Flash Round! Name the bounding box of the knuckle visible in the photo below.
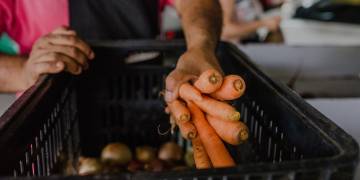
[56,26,67,31]
[67,36,78,45]
[49,52,60,60]
[165,75,177,88]
[44,34,53,41]
[34,36,47,46]
[34,65,45,74]
[69,47,78,57]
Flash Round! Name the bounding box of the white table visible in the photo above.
[241,44,360,179]
[0,94,15,116]
[308,98,360,179]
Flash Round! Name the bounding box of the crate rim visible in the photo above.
[0,40,358,178]
[226,42,359,162]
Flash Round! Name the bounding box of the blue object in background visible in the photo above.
[0,33,19,55]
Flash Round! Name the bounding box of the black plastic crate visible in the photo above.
[0,40,358,180]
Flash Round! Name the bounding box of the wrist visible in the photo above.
[16,57,34,91]
[188,43,216,56]
[187,36,217,52]
[184,47,221,72]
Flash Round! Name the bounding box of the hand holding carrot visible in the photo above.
[164,49,222,103]
[165,72,249,169]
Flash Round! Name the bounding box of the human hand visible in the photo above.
[261,16,281,32]
[18,26,94,90]
[164,48,223,102]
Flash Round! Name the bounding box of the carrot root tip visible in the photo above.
[180,114,190,122]
[209,74,220,84]
[229,112,241,121]
[188,132,197,139]
[239,129,249,141]
[234,79,244,91]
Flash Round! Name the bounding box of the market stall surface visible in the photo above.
[0,94,14,115]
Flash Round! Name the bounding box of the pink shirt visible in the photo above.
[0,0,69,55]
[0,0,173,55]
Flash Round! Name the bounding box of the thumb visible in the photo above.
[164,69,196,102]
[51,26,77,36]
[34,60,65,75]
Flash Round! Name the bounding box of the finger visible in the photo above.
[39,52,83,75]
[29,46,89,70]
[38,34,94,59]
[51,26,77,36]
[165,106,170,114]
[29,48,49,60]
[41,44,89,69]
[34,60,65,75]
[48,35,94,59]
[165,69,197,102]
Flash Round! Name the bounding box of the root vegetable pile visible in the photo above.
[166,69,249,169]
[73,142,195,176]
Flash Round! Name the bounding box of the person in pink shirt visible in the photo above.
[0,0,223,103]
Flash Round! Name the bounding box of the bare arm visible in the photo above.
[0,27,94,93]
[222,21,264,41]
[174,0,222,51]
[164,0,223,102]
[220,0,281,42]
[0,54,27,92]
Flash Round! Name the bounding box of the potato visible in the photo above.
[101,143,132,165]
[78,157,102,176]
[158,142,183,162]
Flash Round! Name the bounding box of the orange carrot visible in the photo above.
[176,118,197,139]
[207,114,249,145]
[194,69,223,94]
[179,83,202,101]
[191,136,212,169]
[194,96,240,121]
[168,100,190,122]
[187,101,235,168]
[211,75,246,100]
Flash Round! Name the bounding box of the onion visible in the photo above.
[136,146,156,163]
[158,142,183,162]
[184,149,195,167]
[78,157,103,176]
[101,143,132,165]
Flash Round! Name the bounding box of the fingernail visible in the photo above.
[165,91,174,102]
[56,62,63,68]
[89,52,95,59]
[76,67,82,75]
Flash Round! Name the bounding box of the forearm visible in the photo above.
[0,54,27,92]
[175,0,222,51]
[222,21,264,40]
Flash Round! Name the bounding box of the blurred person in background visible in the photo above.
[220,0,281,43]
[0,0,222,103]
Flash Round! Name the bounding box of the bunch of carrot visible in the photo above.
[165,69,249,169]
